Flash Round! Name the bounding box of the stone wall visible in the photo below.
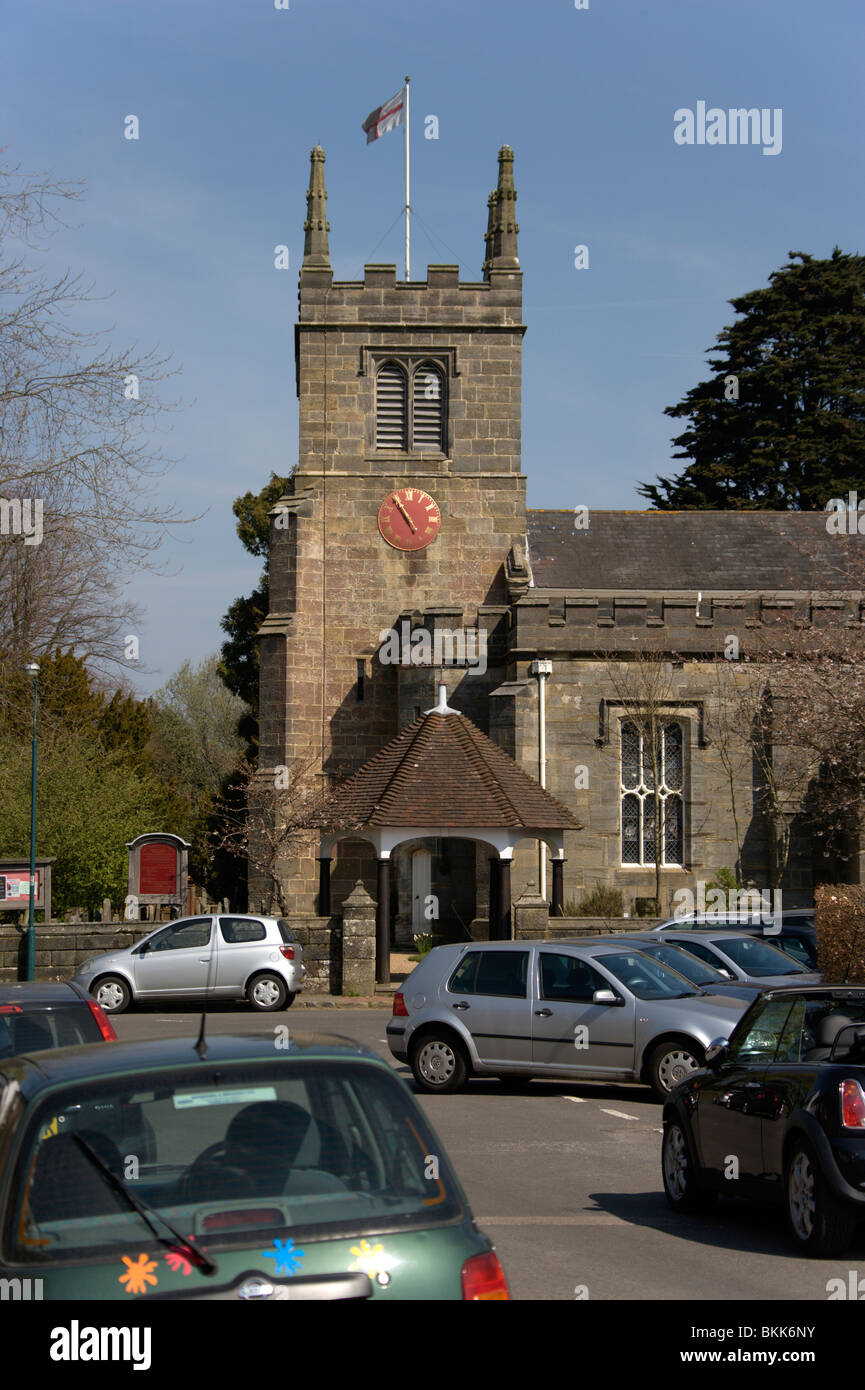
[0,923,150,984]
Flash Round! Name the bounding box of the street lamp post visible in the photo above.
[24,662,39,982]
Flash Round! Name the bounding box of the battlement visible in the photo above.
[299,263,523,325]
[510,591,862,656]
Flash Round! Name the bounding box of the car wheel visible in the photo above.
[785,1139,852,1257]
[92,975,131,1015]
[662,1119,716,1212]
[284,991,297,1009]
[410,1034,468,1094]
[247,973,288,1012]
[647,1040,704,1099]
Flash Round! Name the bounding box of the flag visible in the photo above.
[362,88,405,144]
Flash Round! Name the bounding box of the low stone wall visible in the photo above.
[513,911,665,941]
[0,923,151,984]
[288,915,342,994]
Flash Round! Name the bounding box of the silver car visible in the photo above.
[73,914,305,1014]
[652,929,821,990]
[386,939,749,1099]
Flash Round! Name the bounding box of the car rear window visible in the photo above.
[219,917,267,944]
[710,936,805,977]
[11,1060,464,1265]
[277,919,296,944]
[0,1007,99,1058]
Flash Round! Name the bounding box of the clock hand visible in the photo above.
[392,495,417,533]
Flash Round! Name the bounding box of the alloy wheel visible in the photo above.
[663,1124,689,1201]
[788,1151,816,1241]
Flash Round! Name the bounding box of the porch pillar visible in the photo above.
[375,857,390,983]
[317,857,331,917]
[499,858,512,940]
[551,858,565,917]
[488,857,500,941]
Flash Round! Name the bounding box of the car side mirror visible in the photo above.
[593,989,624,1007]
[705,1038,730,1067]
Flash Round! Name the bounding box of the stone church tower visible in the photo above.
[254,145,529,919]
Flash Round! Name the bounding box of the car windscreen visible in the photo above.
[636,943,726,987]
[709,936,805,977]
[11,1060,464,1265]
[0,1008,99,1059]
[592,952,699,1000]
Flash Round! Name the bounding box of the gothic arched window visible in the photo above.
[620,718,685,866]
[412,360,445,450]
[375,361,408,449]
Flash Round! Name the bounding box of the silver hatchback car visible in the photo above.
[73,914,305,1014]
[387,939,749,1099]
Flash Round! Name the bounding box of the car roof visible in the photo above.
[0,1032,390,1098]
[0,981,87,1006]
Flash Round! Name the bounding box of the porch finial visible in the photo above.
[426,683,460,715]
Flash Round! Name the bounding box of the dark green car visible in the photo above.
[0,1034,508,1300]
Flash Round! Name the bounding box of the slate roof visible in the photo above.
[327,709,580,830]
[527,510,858,592]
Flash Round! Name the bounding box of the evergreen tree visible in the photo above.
[638,249,865,510]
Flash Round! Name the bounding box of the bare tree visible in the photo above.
[212,757,361,916]
[0,157,190,669]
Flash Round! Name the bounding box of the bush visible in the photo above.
[815,885,865,983]
[568,886,623,918]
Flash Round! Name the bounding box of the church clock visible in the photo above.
[377,487,441,552]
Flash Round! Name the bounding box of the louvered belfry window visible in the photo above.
[374,358,446,452]
[412,361,444,450]
[620,718,684,866]
[375,362,408,449]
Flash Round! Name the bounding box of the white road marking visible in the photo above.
[562,1096,587,1104]
[600,1108,639,1121]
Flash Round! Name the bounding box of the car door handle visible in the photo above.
[534,1008,552,1017]
[199,958,211,963]
[452,1001,470,1010]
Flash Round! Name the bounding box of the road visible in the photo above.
[112,1004,864,1302]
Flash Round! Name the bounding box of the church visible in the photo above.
[252,143,851,947]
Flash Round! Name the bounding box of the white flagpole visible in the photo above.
[404,76,410,281]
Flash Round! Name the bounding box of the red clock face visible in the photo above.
[377,487,441,552]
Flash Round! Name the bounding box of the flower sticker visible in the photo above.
[260,1238,305,1276]
[118,1253,159,1294]
[164,1242,196,1277]
[349,1239,391,1279]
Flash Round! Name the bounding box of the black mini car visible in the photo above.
[661,986,865,1256]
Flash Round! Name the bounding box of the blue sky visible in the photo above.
[3,0,862,693]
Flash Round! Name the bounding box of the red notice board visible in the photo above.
[139,842,178,896]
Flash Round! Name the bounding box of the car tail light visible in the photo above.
[461,1250,510,1300]
[392,992,409,1017]
[0,1005,22,1014]
[87,999,118,1042]
[279,946,295,961]
[841,1079,865,1128]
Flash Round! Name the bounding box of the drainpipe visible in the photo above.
[530,660,553,900]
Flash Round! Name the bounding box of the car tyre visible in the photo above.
[647,1039,704,1099]
[410,1033,468,1094]
[785,1138,852,1258]
[247,973,288,1012]
[92,975,131,1015]
[662,1118,716,1212]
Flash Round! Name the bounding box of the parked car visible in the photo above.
[73,914,306,1014]
[0,1033,507,1299]
[0,981,117,1056]
[387,939,749,1099]
[653,911,818,970]
[598,935,762,1004]
[653,928,821,989]
[662,986,865,1256]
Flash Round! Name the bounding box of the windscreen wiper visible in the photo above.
[73,1133,217,1275]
